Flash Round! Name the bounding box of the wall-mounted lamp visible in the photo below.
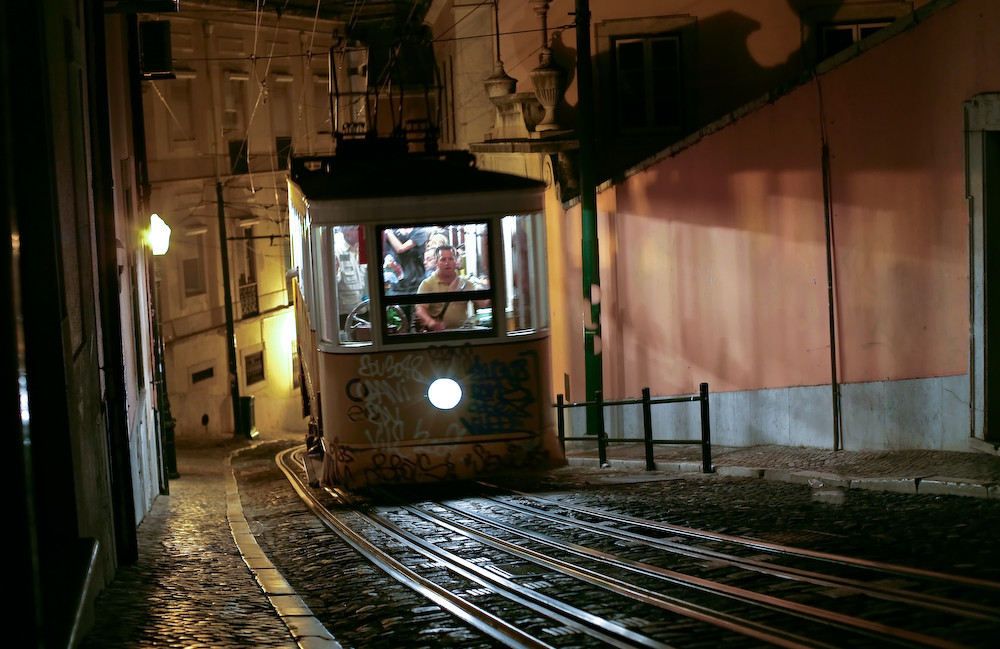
[149,213,171,255]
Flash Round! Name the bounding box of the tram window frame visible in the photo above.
[315,224,373,347]
[502,211,549,335]
[376,221,498,343]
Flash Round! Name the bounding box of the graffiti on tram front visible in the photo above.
[357,354,426,381]
[461,350,537,436]
[347,354,430,446]
[344,348,539,443]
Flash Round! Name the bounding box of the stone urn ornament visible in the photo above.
[530,45,562,131]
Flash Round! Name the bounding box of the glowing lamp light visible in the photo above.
[149,213,171,255]
[427,378,462,410]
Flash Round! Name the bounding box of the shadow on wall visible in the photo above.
[548,0,846,183]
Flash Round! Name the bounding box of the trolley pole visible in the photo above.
[576,0,603,437]
[217,182,243,437]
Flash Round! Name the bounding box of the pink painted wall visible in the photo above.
[548,0,998,401]
[819,5,980,383]
[608,94,831,396]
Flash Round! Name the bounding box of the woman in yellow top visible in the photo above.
[416,245,488,331]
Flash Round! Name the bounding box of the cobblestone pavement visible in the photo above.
[79,435,299,649]
[233,438,1000,649]
[80,431,1000,648]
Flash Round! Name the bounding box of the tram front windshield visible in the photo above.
[319,215,547,345]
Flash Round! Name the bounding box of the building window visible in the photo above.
[270,71,293,168]
[802,1,910,64]
[237,224,258,318]
[819,21,892,59]
[245,349,265,385]
[614,34,682,132]
[228,139,248,175]
[182,232,206,297]
[191,366,214,383]
[165,74,196,143]
[313,74,332,134]
[595,15,696,142]
[276,136,292,170]
[223,71,248,133]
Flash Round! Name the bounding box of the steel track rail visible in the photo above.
[348,492,828,649]
[484,483,1000,591]
[468,489,1000,623]
[388,494,972,649]
[278,448,674,649]
[274,448,554,649]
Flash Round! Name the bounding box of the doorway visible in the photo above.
[967,94,1000,443]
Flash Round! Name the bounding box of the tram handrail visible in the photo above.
[555,383,712,473]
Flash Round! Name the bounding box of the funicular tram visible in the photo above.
[287,142,564,490]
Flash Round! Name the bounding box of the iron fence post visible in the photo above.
[556,394,566,454]
[596,390,607,466]
[642,387,654,470]
[699,382,712,473]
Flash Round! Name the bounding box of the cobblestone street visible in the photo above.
[78,433,1000,648]
[232,440,1000,648]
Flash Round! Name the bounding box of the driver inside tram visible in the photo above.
[415,244,489,331]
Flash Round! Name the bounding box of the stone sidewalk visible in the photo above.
[79,431,332,649]
[564,440,1000,498]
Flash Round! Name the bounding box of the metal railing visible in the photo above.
[555,382,712,473]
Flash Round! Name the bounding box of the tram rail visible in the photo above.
[275,446,999,649]
[472,484,1000,622]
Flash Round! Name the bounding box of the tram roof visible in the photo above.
[289,145,544,202]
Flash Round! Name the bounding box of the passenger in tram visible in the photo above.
[422,231,447,279]
[334,225,366,329]
[384,226,429,295]
[426,230,448,250]
[415,244,489,331]
[422,247,438,279]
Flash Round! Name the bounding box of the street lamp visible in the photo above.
[149,213,171,254]
[148,213,179,481]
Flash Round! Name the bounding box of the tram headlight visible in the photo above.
[427,378,462,410]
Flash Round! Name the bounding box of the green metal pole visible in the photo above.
[217,181,244,437]
[575,0,603,436]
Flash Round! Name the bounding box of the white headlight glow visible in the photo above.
[427,378,462,410]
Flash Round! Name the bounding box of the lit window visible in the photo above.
[382,223,493,337]
[503,213,548,334]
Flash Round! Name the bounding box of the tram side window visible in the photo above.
[319,224,371,344]
[503,212,549,334]
[381,223,493,334]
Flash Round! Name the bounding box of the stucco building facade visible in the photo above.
[429,0,998,453]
